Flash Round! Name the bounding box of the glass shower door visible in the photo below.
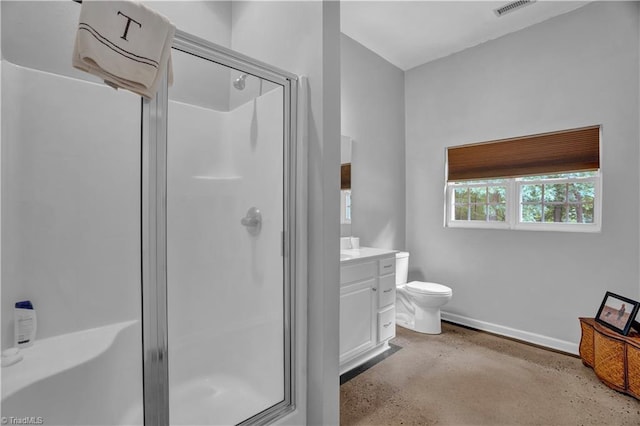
[163,44,292,425]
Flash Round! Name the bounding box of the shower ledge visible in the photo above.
[192,175,242,180]
[1,320,138,399]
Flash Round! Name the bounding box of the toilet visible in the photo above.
[395,251,452,334]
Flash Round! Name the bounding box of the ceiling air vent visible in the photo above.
[494,0,536,17]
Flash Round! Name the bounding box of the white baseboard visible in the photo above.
[441,311,579,355]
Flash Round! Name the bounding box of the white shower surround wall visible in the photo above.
[166,87,286,424]
[0,61,143,424]
[1,321,141,425]
[1,62,142,349]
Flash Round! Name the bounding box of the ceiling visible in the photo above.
[340,0,592,71]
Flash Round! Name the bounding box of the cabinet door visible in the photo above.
[340,278,376,363]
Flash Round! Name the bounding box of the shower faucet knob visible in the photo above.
[241,207,262,235]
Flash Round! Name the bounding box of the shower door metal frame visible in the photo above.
[142,29,299,426]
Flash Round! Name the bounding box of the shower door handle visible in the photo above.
[241,207,262,235]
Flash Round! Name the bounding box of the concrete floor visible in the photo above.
[340,322,640,425]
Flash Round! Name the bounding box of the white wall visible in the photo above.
[1,1,232,79]
[231,2,341,424]
[405,1,640,352]
[148,1,233,111]
[145,1,231,45]
[341,34,405,250]
[2,1,88,82]
[1,1,233,110]
[0,0,235,349]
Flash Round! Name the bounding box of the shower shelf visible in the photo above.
[192,175,242,181]
[1,320,137,399]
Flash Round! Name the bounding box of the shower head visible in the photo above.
[233,74,247,90]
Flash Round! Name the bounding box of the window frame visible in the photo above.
[445,172,602,232]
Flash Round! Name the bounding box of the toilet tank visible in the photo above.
[395,251,409,285]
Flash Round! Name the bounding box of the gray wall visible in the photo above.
[341,34,406,250]
[405,1,640,351]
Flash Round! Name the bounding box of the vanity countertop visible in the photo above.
[340,247,398,264]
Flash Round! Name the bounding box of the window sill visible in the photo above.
[446,221,510,230]
[446,221,601,233]
[513,222,601,233]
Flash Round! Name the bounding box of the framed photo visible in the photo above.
[595,291,640,336]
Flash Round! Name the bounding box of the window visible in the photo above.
[447,172,600,231]
[445,126,601,232]
[341,190,351,224]
[452,180,508,223]
[518,173,597,225]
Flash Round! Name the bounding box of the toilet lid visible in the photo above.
[406,281,452,295]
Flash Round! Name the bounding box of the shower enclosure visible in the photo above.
[1,6,299,424]
[142,32,299,425]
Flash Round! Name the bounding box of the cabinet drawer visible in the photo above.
[378,256,395,276]
[378,307,395,342]
[378,274,395,308]
[341,261,376,285]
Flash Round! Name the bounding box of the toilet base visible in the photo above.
[414,307,442,334]
[396,308,442,335]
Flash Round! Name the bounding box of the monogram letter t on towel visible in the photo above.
[72,0,175,99]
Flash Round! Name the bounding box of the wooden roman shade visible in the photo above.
[341,163,351,189]
[447,126,600,181]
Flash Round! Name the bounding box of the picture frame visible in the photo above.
[595,291,640,336]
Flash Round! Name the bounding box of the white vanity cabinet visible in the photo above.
[339,248,397,375]
[340,261,377,364]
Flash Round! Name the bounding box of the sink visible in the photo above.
[340,236,360,250]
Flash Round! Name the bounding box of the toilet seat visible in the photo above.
[406,281,452,295]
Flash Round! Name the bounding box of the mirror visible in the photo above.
[341,136,352,233]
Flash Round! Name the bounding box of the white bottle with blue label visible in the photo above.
[14,300,36,348]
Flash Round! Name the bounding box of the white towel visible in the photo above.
[72,0,175,99]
